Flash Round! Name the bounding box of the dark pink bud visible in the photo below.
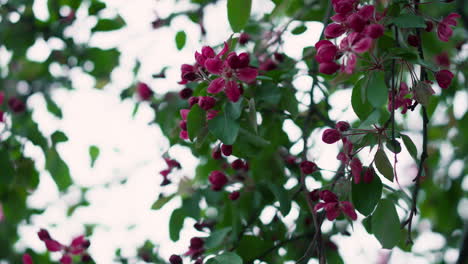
[274,52,285,62]
[364,24,384,39]
[238,53,250,68]
[435,70,454,89]
[202,46,215,58]
[316,43,338,63]
[211,147,222,160]
[425,21,434,32]
[322,129,341,144]
[407,34,420,47]
[363,166,375,183]
[169,255,183,264]
[350,157,363,184]
[60,255,72,264]
[437,22,454,42]
[179,130,188,140]
[229,191,240,200]
[335,121,350,131]
[284,155,297,165]
[38,229,51,241]
[333,0,354,14]
[324,23,347,39]
[22,254,33,264]
[259,59,277,71]
[188,97,199,107]
[231,159,245,170]
[198,96,216,110]
[208,170,228,191]
[179,88,193,99]
[239,33,250,45]
[45,239,63,252]
[136,82,153,101]
[319,190,338,203]
[309,189,320,202]
[179,120,187,131]
[319,62,340,75]
[189,237,204,250]
[8,97,26,113]
[347,13,366,32]
[300,160,318,174]
[227,53,241,69]
[161,178,171,186]
[221,144,233,156]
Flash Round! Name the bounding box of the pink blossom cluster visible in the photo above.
[316,1,385,74]
[436,13,460,42]
[23,229,91,264]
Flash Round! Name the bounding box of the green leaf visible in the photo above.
[45,96,63,118]
[291,24,307,35]
[208,113,240,145]
[248,98,258,134]
[213,252,243,264]
[386,139,401,154]
[0,151,15,189]
[175,31,187,50]
[205,227,232,249]
[187,104,206,141]
[151,194,176,210]
[89,145,100,168]
[390,14,426,28]
[89,0,106,15]
[362,215,373,234]
[236,235,273,261]
[351,78,373,120]
[352,171,382,216]
[227,0,252,32]
[374,149,394,181]
[51,131,68,145]
[367,72,387,108]
[226,99,243,120]
[267,183,291,216]
[46,148,72,191]
[92,17,126,32]
[279,87,299,118]
[372,199,401,248]
[169,208,185,241]
[401,134,418,161]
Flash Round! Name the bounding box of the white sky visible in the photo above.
[7,0,467,263]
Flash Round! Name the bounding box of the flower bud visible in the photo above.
[322,129,341,144]
[407,34,420,47]
[309,189,320,202]
[335,121,350,132]
[208,171,228,191]
[38,229,51,241]
[188,97,199,107]
[435,69,454,89]
[136,82,153,101]
[198,96,216,110]
[8,97,26,113]
[239,33,250,45]
[169,255,183,264]
[229,191,240,200]
[221,144,233,156]
[179,88,193,99]
[300,160,318,174]
[231,159,245,170]
[363,166,375,183]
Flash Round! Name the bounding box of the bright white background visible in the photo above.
[5,0,467,263]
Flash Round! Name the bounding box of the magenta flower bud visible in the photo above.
[229,191,240,200]
[38,229,51,241]
[179,120,187,131]
[335,121,350,132]
[350,157,363,184]
[45,239,63,252]
[333,0,354,14]
[237,52,250,68]
[284,155,297,165]
[8,97,26,113]
[221,144,233,156]
[407,34,420,47]
[136,82,153,101]
[363,166,375,183]
[319,62,340,75]
[425,21,434,32]
[81,254,92,262]
[227,53,241,69]
[23,254,33,264]
[324,23,346,39]
[179,88,193,99]
[364,24,384,39]
[319,190,338,203]
[435,69,454,89]
[189,237,204,250]
[179,130,188,140]
[347,13,365,32]
[316,43,338,63]
[239,33,250,45]
[322,129,341,144]
[60,254,72,264]
[309,189,320,202]
[208,170,228,191]
[198,96,216,110]
[188,96,199,107]
[201,46,215,58]
[169,255,183,264]
[231,159,245,170]
[274,52,285,62]
[211,147,222,160]
[300,160,318,174]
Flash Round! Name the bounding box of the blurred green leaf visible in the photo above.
[401,134,418,161]
[352,78,373,121]
[208,113,240,145]
[352,172,382,216]
[51,131,68,145]
[227,0,251,32]
[45,148,72,191]
[151,194,176,210]
[175,31,187,50]
[374,149,394,181]
[169,208,185,242]
[390,14,426,28]
[187,104,206,141]
[92,17,126,32]
[367,72,387,108]
[372,199,400,248]
[89,145,100,168]
[205,227,232,249]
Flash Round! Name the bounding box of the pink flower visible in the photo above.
[324,23,347,39]
[136,82,153,101]
[435,69,454,89]
[437,13,460,42]
[300,161,318,174]
[314,190,357,221]
[322,129,341,144]
[364,24,384,39]
[350,157,362,184]
[225,81,242,102]
[184,237,205,259]
[209,171,228,191]
[315,40,338,63]
[23,253,33,264]
[339,32,373,73]
[388,82,413,114]
[347,13,366,32]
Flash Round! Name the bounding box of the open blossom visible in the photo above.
[314,190,357,221]
[437,13,460,42]
[339,32,373,74]
[184,237,205,259]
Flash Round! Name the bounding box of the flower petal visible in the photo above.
[205,58,224,75]
[340,201,358,220]
[236,67,258,83]
[207,77,226,94]
[225,81,241,102]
